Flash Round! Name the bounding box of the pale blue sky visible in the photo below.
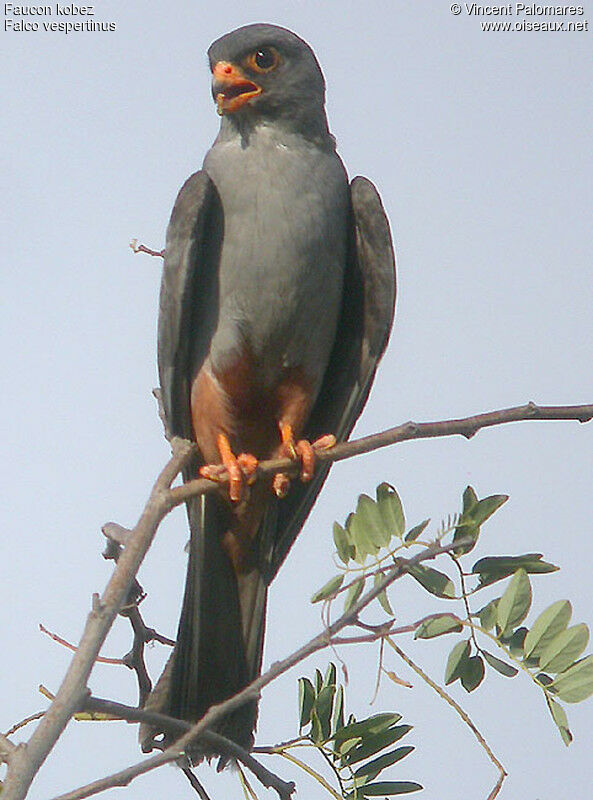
[1,2,592,798]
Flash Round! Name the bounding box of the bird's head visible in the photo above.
[208,23,330,140]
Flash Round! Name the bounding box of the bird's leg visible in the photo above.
[272,423,336,498]
[199,433,259,502]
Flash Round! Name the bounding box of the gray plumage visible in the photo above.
[141,23,396,759]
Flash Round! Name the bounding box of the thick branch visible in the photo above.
[1,439,195,800]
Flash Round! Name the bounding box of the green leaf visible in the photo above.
[313,684,335,740]
[472,553,559,587]
[545,696,573,746]
[334,713,403,746]
[405,518,430,543]
[539,624,589,674]
[344,577,366,612]
[550,655,593,703]
[323,662,337,690]
[344,726,413,765]
[315,669,323,694]
[454,492,508,553]
[356,782,422,796]
[311,574,344,603]
[373,572,394,615]
[496,569,531,633]
[415,615,463,639]
[298,677,315,728]
[523,600,572,659]
[460,655,485,692]
[507,627,528,658]
[357,493,392,549]
[347,508,379,561]
[470,494,509,525]
[338,737,362,756]
[462,485,478,512]
[452,486,478,553]
[376,483,406,540]
[408,564,456,598]
[477,599,499,631]
[445,639,471,684]
[334,522,351,564]
[332,684,345,734]
[353,746,414,779]
[482,649,518,677]
[310,708,323,744]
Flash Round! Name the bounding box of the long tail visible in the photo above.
[140,493,267,756]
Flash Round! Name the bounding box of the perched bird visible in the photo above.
[141,22,396,758]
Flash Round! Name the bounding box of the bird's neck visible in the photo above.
[216,112,336,152]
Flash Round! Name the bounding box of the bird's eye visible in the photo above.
[246,47,280,73]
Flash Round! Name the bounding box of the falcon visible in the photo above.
[141,23,396,757]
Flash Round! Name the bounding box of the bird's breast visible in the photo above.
[203,130,350,397]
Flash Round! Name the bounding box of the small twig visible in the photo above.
[102,521,173,704]
[316,744,347,797]
[370,638,385,704]
[39,625,124,666]
[237,762,260,800]
[181,767,212,799]
[4,711,46,737]
[448,554,482,652]
[275,750,343,800]
[129,240,164,258]
[386,638,507,799]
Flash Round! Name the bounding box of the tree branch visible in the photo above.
[1,438,195,800]
[168,402,593,506]
[3,401,591,799]
[77,697,296,800]
[45,539,468,800]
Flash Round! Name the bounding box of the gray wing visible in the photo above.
[158,170,223,446]
[260,175,397,581]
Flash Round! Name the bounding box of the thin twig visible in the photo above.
[386,638,507,799]
[4,711,46,737]
[237,762,260,800]
[129,240,164,258]
[276,750,343,800]
[181,767,212,800]
[39,624,124,666]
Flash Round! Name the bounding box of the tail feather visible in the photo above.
[140,492,267,757]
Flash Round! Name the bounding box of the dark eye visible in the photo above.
[255,48,275,69]
[246,47,280,73]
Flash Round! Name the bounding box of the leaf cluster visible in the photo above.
[297,663,422,798]
[310,483,593,751]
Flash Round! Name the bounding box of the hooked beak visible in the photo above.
[212,61,263,115]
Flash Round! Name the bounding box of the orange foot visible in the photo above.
[199,434,259,502]
[273,423,336,498]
